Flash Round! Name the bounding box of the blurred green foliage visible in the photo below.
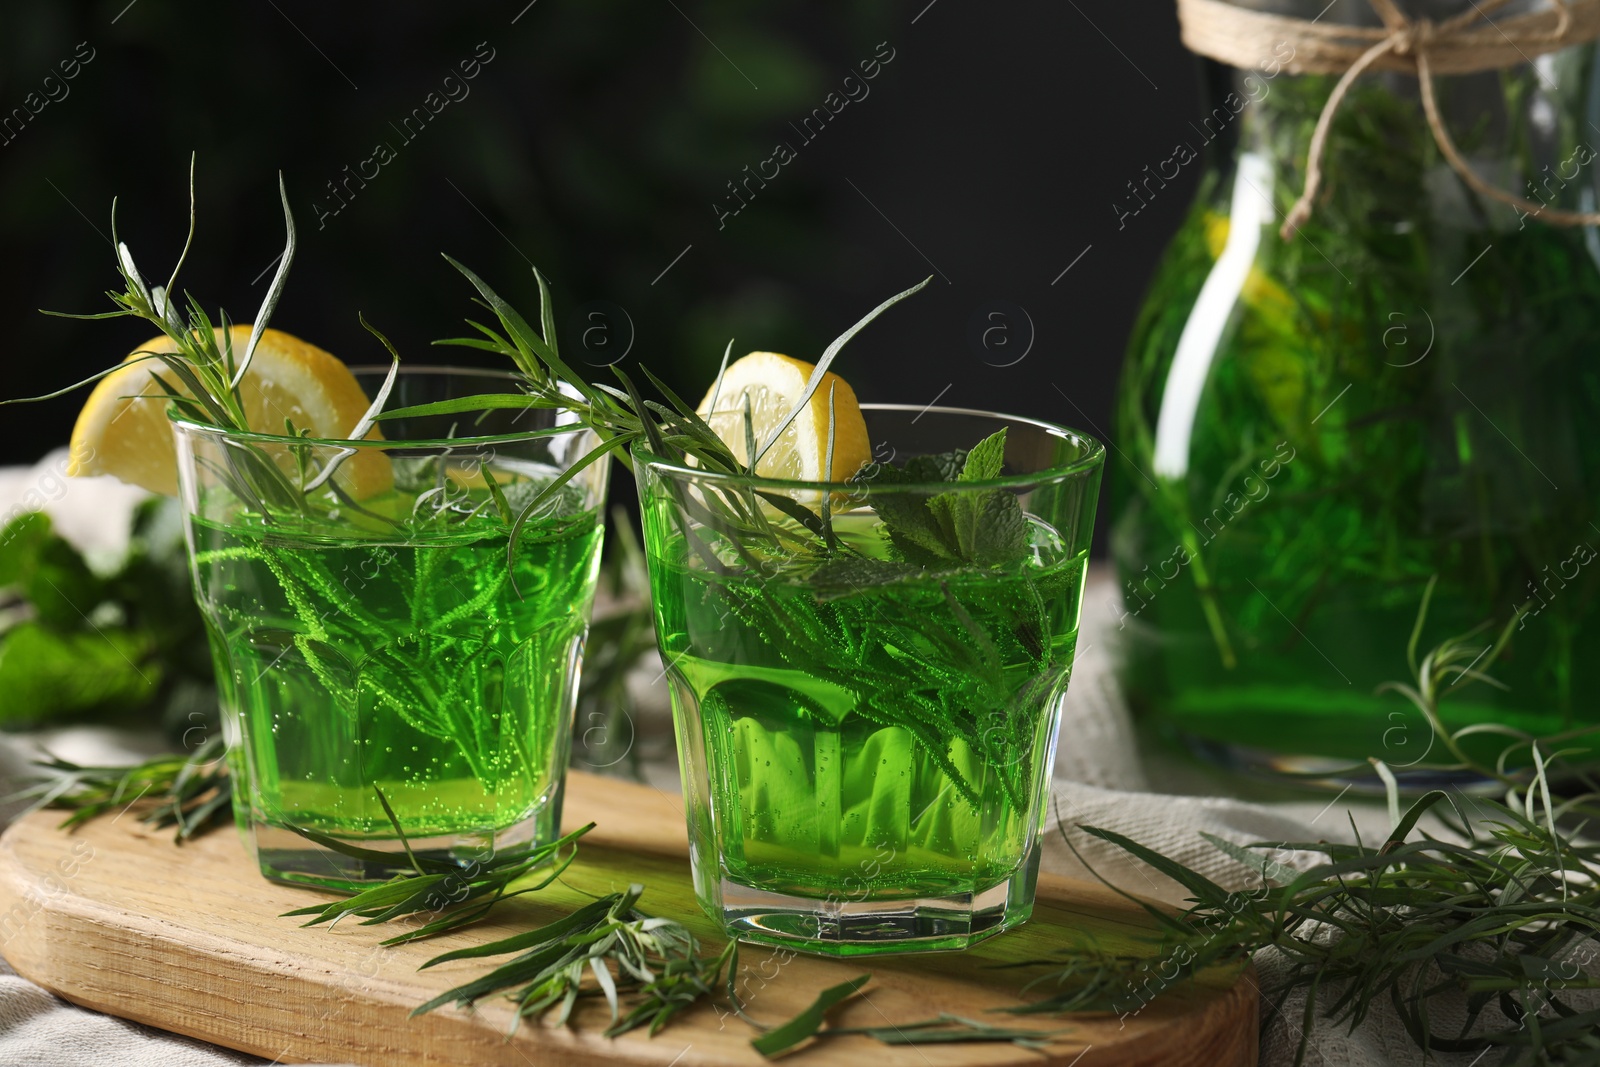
[0,499,214,734]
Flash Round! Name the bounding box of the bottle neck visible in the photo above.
[1194,48,1598,234]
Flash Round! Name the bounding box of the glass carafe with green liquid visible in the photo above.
[1114,0,1600,783]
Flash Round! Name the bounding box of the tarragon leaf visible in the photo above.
[750,974,871,1058]
[829,1014,1062,1050]
[806,557,928,600]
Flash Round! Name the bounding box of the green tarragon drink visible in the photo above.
[637,373,1103,956]
[651,513,1084,914]
[37,192,617,889]
[192,508,601,886]
[173,367,609,889]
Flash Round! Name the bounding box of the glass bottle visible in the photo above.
[1113,0,1600,782]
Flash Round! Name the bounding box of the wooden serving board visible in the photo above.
[0,772,1257,1066]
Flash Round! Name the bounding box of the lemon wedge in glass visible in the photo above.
[67,325,392,499]
[695,351,871,482]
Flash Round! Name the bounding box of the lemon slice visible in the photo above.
[68,325,393,499]
[695,352,871,482]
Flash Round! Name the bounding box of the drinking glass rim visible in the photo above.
[167,364,593,451]
[633,402,1106,492]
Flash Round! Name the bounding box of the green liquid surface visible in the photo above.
[651,513,1084,903]
[192,504,602,843]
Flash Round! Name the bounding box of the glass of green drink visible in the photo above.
[637,404,1103,955]
[173,366,607,889]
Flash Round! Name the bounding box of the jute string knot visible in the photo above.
[1174,0,1600,238]
[1390,17,1435,55]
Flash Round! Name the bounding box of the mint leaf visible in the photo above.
[902,449,967,483]
[875,498,950,563]
[0,511,107,629]
[854,428,1026,569]
[0,622,161,724]
[0,511,54,588]
[924,488,1024,566]
[957,428,1008,482]
[856,463,952,564]
[27,537,104,628]
[0,498,213,731]
[970,490,1027,566]
[925,429,1027,567]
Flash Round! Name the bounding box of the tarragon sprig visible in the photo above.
[14,160,403,520]
[19,760,1072,1058]
[1023,587,1600,1067]
[413,883,736,1038]
[281,790,593,947]
[380,258,931,569]
[13,159,298,508]
[277,801,740,1039]
[11,735,232,842]
[410,895,1060,1054]
[284,793,1054,1056]
[1053,786,1600,1066]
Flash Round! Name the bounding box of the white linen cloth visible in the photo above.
[0,452,1493,1066]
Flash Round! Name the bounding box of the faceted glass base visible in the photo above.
[241,800,557,892]
[708,846,1040,957]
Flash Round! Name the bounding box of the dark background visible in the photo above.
[0,0,1201,474]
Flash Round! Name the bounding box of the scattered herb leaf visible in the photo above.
[828,1014,1062,1050]
[749,973,871,1057]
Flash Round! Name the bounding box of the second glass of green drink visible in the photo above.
[175,366,607,889]
[637,404,1103,955]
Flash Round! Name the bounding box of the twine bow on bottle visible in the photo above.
[1174,0,1600,237]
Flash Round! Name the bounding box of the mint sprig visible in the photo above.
[860,427,1027,569]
